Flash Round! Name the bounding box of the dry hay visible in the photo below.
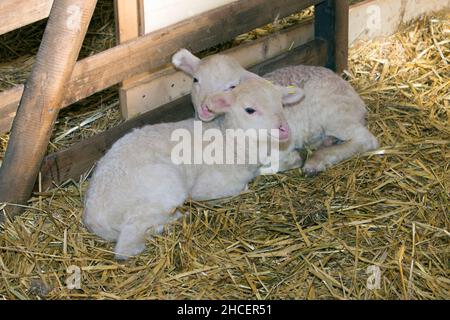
[0,6,449,299]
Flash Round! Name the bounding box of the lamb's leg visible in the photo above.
[114,209,183,260]
[303,125,378,176]
[278,150,304,172]
[259,149,303,175]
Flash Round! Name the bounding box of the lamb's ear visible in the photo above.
[206,91,236,113]
[172,49,201,76]
[277,85,305,105]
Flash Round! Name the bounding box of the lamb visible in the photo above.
[172,49,379,176]
[83,78,304,260]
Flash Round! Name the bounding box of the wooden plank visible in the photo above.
[0,0,321,134]
[37,39,327,191]
[114,0,140,43]
[0,0,53,35]
[0,0,98,219]
[249,39,326,75]
[121,19,314,118]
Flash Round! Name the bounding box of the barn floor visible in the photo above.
[0,6,449,299]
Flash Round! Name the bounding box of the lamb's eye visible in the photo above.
[225,84,236,91]
[193,77,199,83]
[245,107,256,115]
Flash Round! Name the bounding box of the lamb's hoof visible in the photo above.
[258,165,279,175]
[302,160,326,177]
[303,167,319,177]
[114,253,131,261]
[114,243,146,261]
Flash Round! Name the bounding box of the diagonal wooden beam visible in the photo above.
[0,0,98,220]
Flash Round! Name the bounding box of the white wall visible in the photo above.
[349,0,450,44]
[142,0,238,33]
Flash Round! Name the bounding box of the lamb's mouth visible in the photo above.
[268,131,290,142]
[198,104,215,121]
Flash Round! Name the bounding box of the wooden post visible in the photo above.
[0,0,97,220]
[315,0,349,73]
[335,0,349,73]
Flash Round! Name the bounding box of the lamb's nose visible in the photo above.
[278,124,290,140]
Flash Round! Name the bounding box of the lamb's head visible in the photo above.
[172,49,263,119]
[203,78,304,142]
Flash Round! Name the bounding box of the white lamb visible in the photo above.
[172,49,379,176]
[83,78,304,260]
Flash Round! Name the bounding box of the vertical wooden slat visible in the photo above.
[0,0,98,220]
[113,0,140,43]
[314,0,349,73]
[335,0,349,73]
[114,0,142,119]
[315,0,336,70]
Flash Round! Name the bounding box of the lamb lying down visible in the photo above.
[172,49,379,176]
[83,79,304,260]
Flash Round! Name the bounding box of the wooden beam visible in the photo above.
[335,0,349,73]
[120,19,314,118]
[37,39,327,191]
[0,0,98,220]
[249,39,327,75]
[0,0,53,35]
[0,0,321,134]
[315,0,338,71]
[314,0,349,73]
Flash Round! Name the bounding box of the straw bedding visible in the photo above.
[0,2,449,299]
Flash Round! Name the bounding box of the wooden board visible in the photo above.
[0,0,321,134]
[0,0,53,35]
[37,38,327,191]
